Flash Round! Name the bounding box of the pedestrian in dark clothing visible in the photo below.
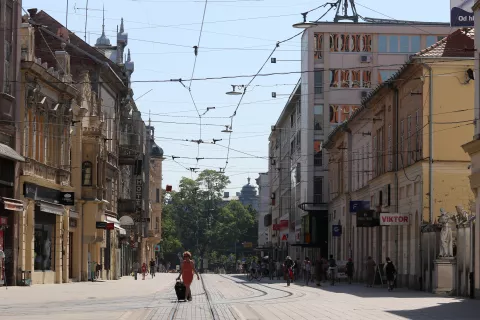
[314,258,322,286]
[328,255,337,285]
[384,257,397,291]
[268,259,275,280]
[346,258,354,284]
[366,256,376,287]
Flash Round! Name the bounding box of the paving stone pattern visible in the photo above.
[1,273,480,319]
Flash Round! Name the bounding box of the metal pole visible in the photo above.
[66,0,69,29]
[84,0,88,41]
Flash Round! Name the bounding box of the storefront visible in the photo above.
[21,182,72,285]
[0,152,25,286]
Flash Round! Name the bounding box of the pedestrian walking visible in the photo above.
[133,261,140,280]
[275,260,282,280]
[366,256,376,287]
[346,258,354,284]
[328,255,337,286]
[268,258,275,280]
[177,251,200,301]
[314,257,322,286]
[294,258,301,282]
[304,257,312,285]
[150,259,156,278]
[384,257,397,291]
[141,262,147,280]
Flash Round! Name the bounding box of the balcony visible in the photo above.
[23,159,70,186]
[118,198,136,214]
[119,144,141,165]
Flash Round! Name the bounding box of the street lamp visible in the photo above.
[226,85,245,96]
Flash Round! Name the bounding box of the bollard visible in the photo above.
[470,272,474,299]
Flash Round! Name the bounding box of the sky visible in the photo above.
[23,0,452,193]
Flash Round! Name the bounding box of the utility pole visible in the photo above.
[73,1,105,42]
[144,114,152,240]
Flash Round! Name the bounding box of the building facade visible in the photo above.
[463,0,480,299]
[255,172,269,248]
[0,0,24,286]
[285,14,454,262]
[325,29,475,290]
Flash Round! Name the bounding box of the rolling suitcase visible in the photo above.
[175,280,186,301]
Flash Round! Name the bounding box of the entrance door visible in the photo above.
[69,232,73,278]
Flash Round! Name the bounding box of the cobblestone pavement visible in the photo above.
[1,273,480,319]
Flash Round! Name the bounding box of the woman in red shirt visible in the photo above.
[177,251,199,301]
[141,263,147,280]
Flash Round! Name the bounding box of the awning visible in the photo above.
[2,197,24,211]
[106,216,126,234]
[38,201,64,215]
[0,143,24,162]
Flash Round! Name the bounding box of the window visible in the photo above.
[330,69,372,88]
[82,161,93,186]
[378,70,396,83]
[314,140,323,166]
[290,113,295,128]
[295,163,301,183]
[407,115,412,164]
[389,36,399,52]
[290,140,295,155]
[378,35,388,53]
[314,105,323,131]
[314,33,323,59]
[330,34,372,52]
[426,35,445,47]
[399,36,409,52]
[34,211,56,271]
[377,127,384,175]
[3,42,11,94]
[388,125,392,171]
[373,135,377,176]
[156,188,160,203]
[314,70,323,94]
[296,130,301,150]
[411,36,421,52]
[400,120,405,165]
[416,109,421,160]
[314,177,323,203]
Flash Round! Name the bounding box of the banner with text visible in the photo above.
[451,0,474,27]
[380,213,410,226]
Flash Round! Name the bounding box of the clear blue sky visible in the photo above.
[24,0,451,192]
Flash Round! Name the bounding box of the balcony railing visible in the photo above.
[23,158,70,186]
[119,144,141,164]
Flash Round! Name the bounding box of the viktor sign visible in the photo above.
[380,213,410,226]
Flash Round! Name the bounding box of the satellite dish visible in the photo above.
[119,215,134,226]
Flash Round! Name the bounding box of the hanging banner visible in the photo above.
[450,0,474,27]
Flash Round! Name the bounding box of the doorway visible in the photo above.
[69,232,73,278]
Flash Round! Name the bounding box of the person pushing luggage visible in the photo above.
[177,251,200,301]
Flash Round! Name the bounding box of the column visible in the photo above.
[62,210,69,283]
[25,201,34,275]
[55,214,63,283]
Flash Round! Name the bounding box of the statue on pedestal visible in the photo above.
[438,208,453,258]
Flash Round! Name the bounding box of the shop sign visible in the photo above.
[155,244,161,252]
[380,213,410,226]
[24,182,61,203]
[96,221,107,229]
[295,231,300,241]
[272,224,280,231]
[135,177,143,210]
[59,192,74,206]
[349,201,370,213]
[356,210,379,228]
[450,0,474,27]
[243,242,253,248]
[69,218,77,228]
[133,217,150,223]
[281,234,288,241]
[0,217,7,225]
[332,225,342,237]
[106,222,115,230]
[279,220,288,228]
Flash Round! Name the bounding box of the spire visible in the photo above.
[247,177,251,185]
[120,18,124,33]
[95,5,111,46]
[127,49,131,62]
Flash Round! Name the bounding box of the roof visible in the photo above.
[414,28,474,58]
[33,11,125,79]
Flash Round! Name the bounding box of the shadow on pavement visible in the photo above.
[388,299,480,319]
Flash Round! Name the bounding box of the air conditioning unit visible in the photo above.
[360,55,372,63]
[361,91,369,99]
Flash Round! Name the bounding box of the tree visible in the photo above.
[161,170,257,271]
[160,190,182,256]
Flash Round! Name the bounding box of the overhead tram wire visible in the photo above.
[222,1,340,171]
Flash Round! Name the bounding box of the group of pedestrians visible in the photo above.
[276,255,397,291]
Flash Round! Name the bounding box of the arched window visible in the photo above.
[82,161,92,186]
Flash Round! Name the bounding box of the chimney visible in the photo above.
[27,8,38,18]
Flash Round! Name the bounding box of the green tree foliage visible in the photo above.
[159,190,182,256]
[161,170,257,265]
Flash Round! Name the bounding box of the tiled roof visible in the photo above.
[415,28,474,58]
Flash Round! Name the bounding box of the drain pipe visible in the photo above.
[421,62,434,224]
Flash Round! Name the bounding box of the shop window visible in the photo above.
[82,161,93,186]
[34,212,56,271]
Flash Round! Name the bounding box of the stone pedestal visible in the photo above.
[433,258,456,295]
